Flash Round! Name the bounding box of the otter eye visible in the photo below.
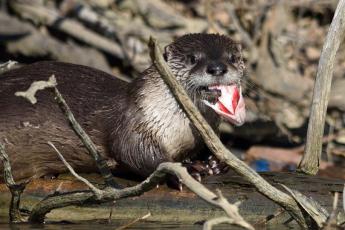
[187,54,198,65]
[229,54,237,64]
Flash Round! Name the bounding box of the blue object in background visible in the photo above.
[254,159,270,172]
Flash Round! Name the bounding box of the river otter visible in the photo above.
[0,33,245,181]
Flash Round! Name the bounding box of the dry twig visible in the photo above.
[0,143,28,222]
[324,192,339,229]
[52,83,120,189]
[298,0,345,175]
[48,141,103,197]
[116,212,151,230]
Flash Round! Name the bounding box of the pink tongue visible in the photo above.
[218,86,239,115]
[211,85,246,126]
[218,85,240,115]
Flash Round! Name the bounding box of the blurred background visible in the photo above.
[0,0,344,179]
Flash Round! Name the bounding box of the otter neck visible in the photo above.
[131,66,220,157]
[133,65,220,127]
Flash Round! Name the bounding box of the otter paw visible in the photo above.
[166,156,229,191]
[182,159,213,178]
[206,155,229,175]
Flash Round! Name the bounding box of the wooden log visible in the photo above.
[0,172,343,228]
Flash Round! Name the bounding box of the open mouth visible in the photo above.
[202,84,246,126]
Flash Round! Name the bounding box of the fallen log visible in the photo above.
[0,172,342,228]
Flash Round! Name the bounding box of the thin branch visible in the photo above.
[116,212,151,230]
[0,143,16,186]
[52,85,120,188]
[324,192,339,229]
[148,37,308,228]
[0,143,28,223]
[298,0,345,175]
[331,192,339,215]
[15,75,120,188]
[108,201,116,223]
[47,141,103,197]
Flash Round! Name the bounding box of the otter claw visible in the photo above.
[191,172,202,182]
[207,155,229,175]
[167,156,229,190]
[178,182,183,192]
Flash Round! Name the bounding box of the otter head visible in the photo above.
[163,33,246,126]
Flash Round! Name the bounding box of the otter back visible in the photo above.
[0,61,129,180]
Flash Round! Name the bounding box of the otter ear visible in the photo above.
[235,43,242,52]
[234,43,243,60]
[235,43,245,72]
[163,45,172,62]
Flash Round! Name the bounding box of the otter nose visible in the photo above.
[206,62,228,76]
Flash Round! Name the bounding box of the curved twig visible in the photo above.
[48,141,103,197]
